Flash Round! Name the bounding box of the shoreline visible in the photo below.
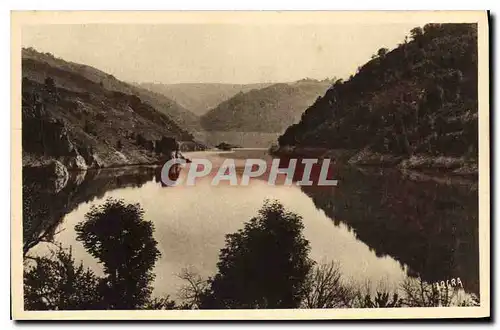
[21,152,191,176]
[271,146,478,178]
[23,147,478,182]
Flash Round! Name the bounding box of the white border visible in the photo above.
[2,2,495,327]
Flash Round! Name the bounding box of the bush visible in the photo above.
[201,200,313,309]
[75,198,160,309]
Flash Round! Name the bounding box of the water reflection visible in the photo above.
[23,196,477,310]
[23,166,156,255]
[155,152,338,187]
[301,165,479,295]
[22,150,479,309]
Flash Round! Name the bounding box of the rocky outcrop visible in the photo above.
[21,48,206,172]
[22,109,95,171]
[79,146,103,168]
[21,76,198,171]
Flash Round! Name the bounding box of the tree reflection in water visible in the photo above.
[23,198,479,310]
[24,198,175,310]
[22,167,156,257]
[301,165,479,296]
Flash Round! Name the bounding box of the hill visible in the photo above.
[200,80,332,132]
[277,24,478,174]
[138,82,274,116]
[22,48,201,131]
[21,48,204,171]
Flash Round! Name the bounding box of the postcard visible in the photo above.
[11,10,490,320]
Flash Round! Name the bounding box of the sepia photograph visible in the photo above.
[10,11,490,320]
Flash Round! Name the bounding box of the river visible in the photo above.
[23,149,479,303]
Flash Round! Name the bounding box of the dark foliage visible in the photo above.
[22,167,156,257]
[215,142,238,151]
[74,198,160,309]
[279,24,478,160]
[301,261,354,308]
[300,166,479,294]
[24,198,170,310]
[360,292,403,308]
[200,200,314,309]
[24,247,101,310]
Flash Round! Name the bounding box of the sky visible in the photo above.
[22,23,420,84]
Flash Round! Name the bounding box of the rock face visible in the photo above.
[66,155,88,171]
[22,99,93,170]
[79,146,103,168]
[21,49,206,170]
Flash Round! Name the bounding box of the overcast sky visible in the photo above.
[22,23,421,84]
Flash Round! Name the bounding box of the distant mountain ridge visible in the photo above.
[138,82,275,116]
[200,80,332,133]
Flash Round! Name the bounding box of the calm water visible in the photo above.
[23,149,479,301]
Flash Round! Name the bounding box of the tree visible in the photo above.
[75,198,161,309]
[24,199,172,311]
[410,27,424,40]
[301,262,354,308]
[84,120,96,135]
[201,200,313,309]
[400,277,478,307]
[136,133,146,147]
[24,246,101,310]
[359,291,403,308]
[377,47,389,58]
[143,297,177,310]
[177,268,210,309]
